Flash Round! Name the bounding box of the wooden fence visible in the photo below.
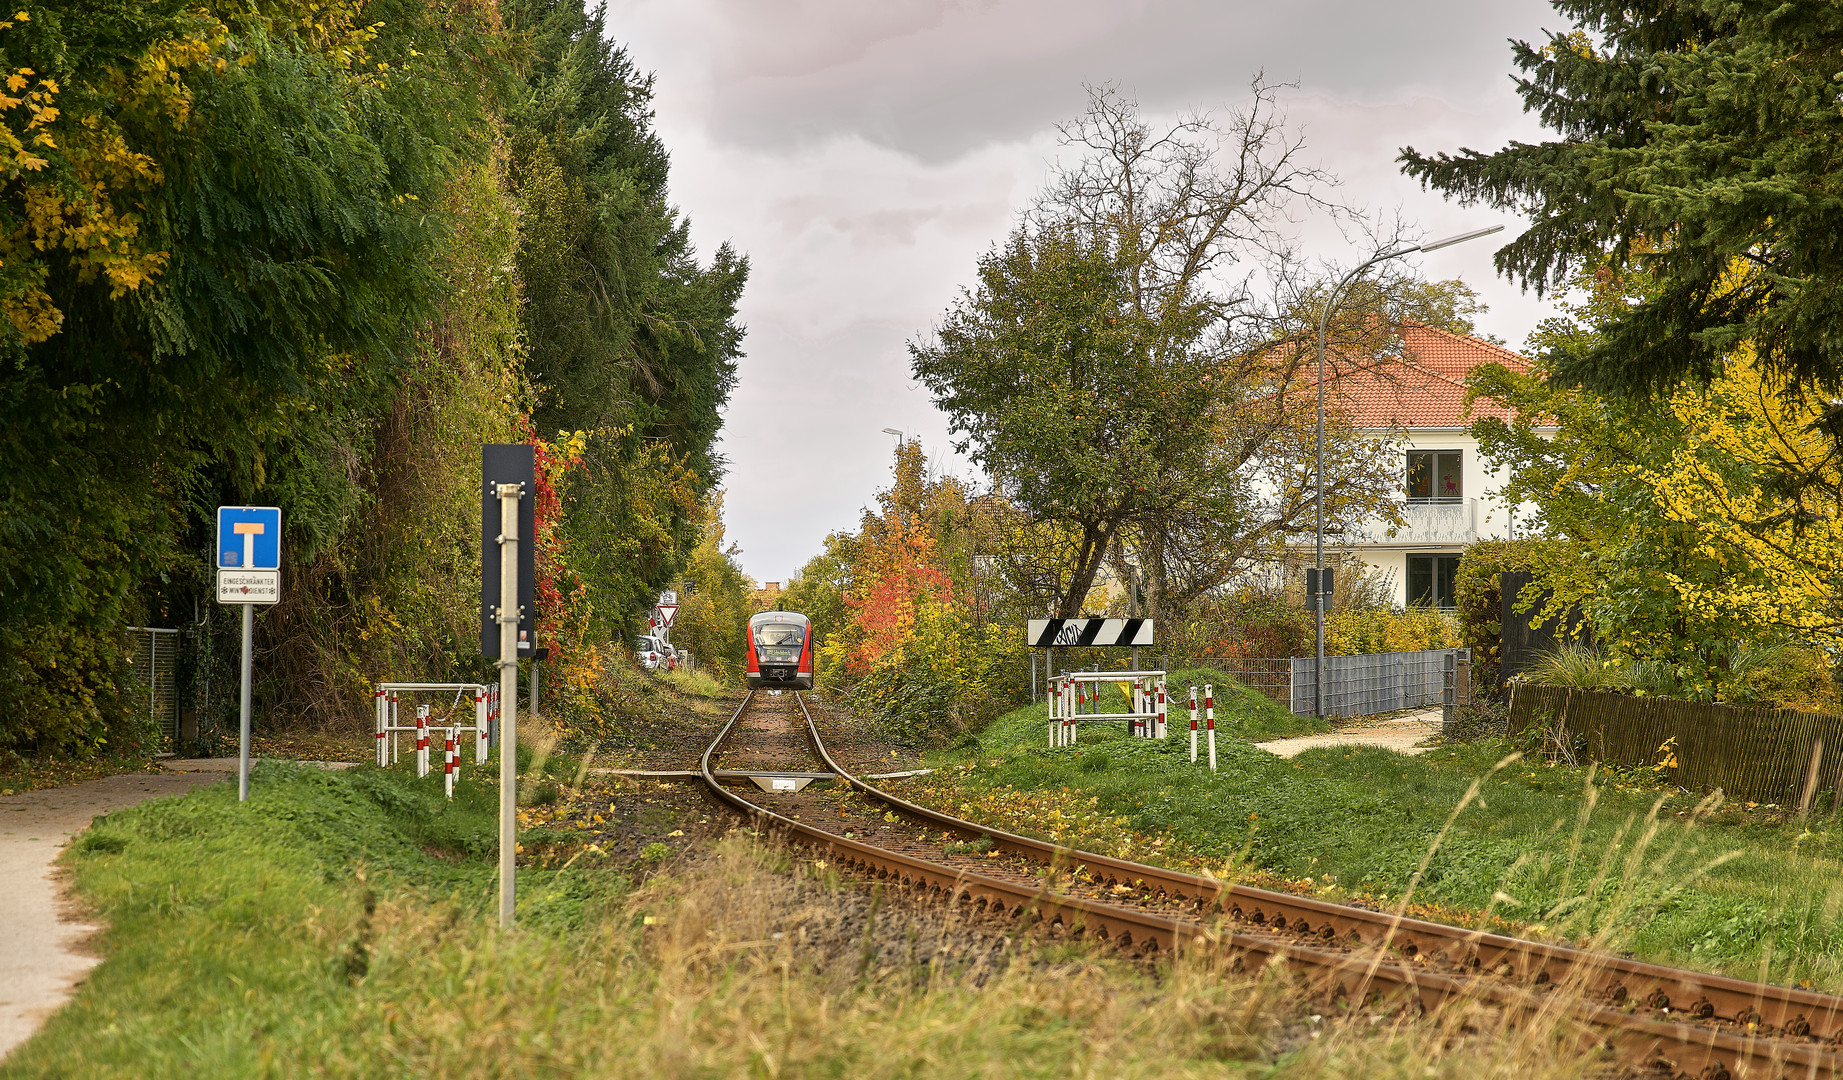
[1508,684,1843,805]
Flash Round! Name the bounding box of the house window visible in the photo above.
[1407,554,1461,609]
[1407,450,1463,503]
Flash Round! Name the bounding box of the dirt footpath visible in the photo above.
[0,769,235,1060]
[1253,707,1443,759]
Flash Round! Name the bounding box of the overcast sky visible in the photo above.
[604,0,1565,584]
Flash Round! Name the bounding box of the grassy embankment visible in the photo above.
[904,666,1843,990]
[8,754,1615,1079]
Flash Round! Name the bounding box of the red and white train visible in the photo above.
[745,610,813,690]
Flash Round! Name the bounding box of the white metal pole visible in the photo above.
[237,602,253,801]
[1061,674,1071,746]
[496,482,521,930]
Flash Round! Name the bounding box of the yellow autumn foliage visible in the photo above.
[1638,346,1843,648]
[1324,606,1458,656]
[0,1,396,344]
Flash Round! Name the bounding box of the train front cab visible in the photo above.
[746,611,813,690]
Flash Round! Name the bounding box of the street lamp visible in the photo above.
[1312,225,1503,719]
[881,428,905,532]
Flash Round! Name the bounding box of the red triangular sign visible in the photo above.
[657,605,678,628]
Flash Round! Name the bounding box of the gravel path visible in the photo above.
[1253,707,1443,758]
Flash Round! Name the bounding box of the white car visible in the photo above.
[635,635,669,670]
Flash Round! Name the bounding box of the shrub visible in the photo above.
[1443,697,1509,741]
[1521,643,1621,691]
[1453,538,1587,692]
[1195,590,1313,658]
[1739,646,1837,711]
[1324,607,1457,655]
[841,598,1026,743]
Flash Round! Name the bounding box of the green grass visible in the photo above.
[655,665,729,698]
[919,693,1843,990]
[5,752,1624,1080]
[1,757,622,1079]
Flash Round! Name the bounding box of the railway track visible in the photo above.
[700,689,1843,1078]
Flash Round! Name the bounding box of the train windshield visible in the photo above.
[754,622,806,649]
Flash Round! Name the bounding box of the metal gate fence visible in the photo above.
[1289,649,1468,718]
[1185,658,1291,708]
[126,626,180,745]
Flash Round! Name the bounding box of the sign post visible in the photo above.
[216,506,282,802]
[482,445,534,931]
[1305,568,1333,720]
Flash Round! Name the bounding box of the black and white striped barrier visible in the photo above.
[1027,618,1155,648]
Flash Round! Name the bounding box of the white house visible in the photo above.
[1332,324,1547,609]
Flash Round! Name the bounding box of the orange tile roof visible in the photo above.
[1332,324,1532,429]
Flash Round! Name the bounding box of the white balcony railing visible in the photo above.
[1398,498,1477,544]
[1343,497,1479,546]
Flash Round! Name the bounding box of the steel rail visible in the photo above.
[792,694,1843,1077]
[694,690,1843,1076]
[700,690,1206,948]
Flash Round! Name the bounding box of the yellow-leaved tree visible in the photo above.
[1639,348,1843,650]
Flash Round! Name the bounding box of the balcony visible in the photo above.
[1340,498,1478,546]
[1398,498,1477,545]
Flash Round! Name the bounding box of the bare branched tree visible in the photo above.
[915,81,1473,626]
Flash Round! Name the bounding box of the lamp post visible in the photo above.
[1312,225,1503,719]
[880,427,908,547]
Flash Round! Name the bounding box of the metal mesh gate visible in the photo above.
[126,626,180,745]
[1290,649,1468,718]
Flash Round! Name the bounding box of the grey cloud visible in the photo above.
[612,0,1568,580]
[685,0,1558,161]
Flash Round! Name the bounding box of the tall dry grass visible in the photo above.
[263,834,1627,1079]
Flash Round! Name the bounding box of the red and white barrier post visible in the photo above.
[1156,678,1168,739]
[474,688,490,763]
[443,728,457,798]
[374,688,388,767]
[1204,683,1217,772]
[1188,686,1199,763]
[415,705,431,777]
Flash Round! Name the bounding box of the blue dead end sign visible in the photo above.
[217,506,282,569]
